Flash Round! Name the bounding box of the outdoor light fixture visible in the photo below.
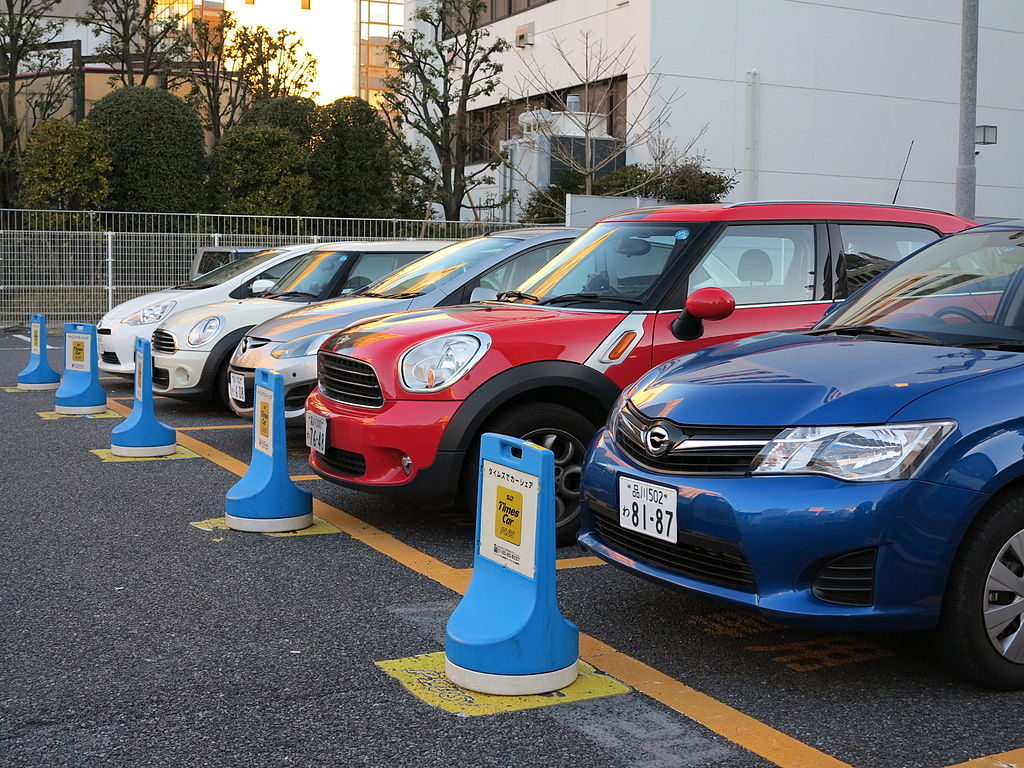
[975,125,998,145]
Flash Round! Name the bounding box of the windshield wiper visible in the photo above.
[956,341,1024,352]
[495,290,539,302]
[267,290,318,300]
[539,292,644,306]
[804,324,941,344]
[357,291,424,299]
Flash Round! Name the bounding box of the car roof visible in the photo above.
[485,226,581,240]
[602,201,974,233]
[965,218,1024,232]
[304,239,455,253]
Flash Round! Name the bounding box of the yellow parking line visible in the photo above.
[105,396,851,768]
[944,749,1024,768]
[176,424,251,431]
[290,474,322,481]
[556,556,606,570]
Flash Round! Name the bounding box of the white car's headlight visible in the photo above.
[186,316,223,347]
[271,332,333,359]
[122,301,177,326]
[751,421,956,482]
[399,332,490,392]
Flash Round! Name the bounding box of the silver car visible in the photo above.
[227,227,580,422]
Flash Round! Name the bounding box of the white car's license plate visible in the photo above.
[305,411,328,454]
[618,476,678,543]
[229,372,245,403]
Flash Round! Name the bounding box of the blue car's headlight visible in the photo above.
[751,421,956,482]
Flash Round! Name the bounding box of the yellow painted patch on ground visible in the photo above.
[375,651,630,716]
[745,635,895,672]
[38,409,121,420]
[190,516,340,536]
[89,446,199,463]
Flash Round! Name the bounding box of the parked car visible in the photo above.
[577,219,1024,689]
[97,244,317,376]
[228,228,580,423]
[151,240,453,404]
[304,202,975,544]
[190,246,265,279]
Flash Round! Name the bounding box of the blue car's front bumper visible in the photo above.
[578,428,989,630]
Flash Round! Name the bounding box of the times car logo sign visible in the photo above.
[643,424,671,456]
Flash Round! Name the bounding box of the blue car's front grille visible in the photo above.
[614,403,778,475]
[812,548,876,606]
[593,509,757,592]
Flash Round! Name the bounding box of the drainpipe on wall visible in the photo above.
[744,69,760,201]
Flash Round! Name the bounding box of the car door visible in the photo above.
[651,221,832,365]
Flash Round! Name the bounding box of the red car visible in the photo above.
[305,202,975,543]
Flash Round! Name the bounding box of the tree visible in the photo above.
[382,0,510,221]
[237,95,320,147]
[180,12,319,142]
[230,25,317,102]
[0,0,73,205]
[19,120,111,209]
[309,97,405,218]
[512,30,679,195]
[210,125,314,216]
[180,11,247,143]
[655,156,737,203]
[87,86,206,212]
[77,0,189,87]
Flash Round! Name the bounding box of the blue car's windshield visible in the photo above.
[819,229,1024,348]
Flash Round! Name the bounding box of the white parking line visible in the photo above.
[12,334,57,349]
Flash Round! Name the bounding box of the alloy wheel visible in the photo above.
[521,427,585,529]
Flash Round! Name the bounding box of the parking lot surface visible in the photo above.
[2,333,1023,768]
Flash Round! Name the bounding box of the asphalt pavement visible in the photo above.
[1,333,1022,768]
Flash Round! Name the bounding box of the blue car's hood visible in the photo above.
[631,333,1024,426]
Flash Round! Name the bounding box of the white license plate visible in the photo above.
[229,372,245,403]
[618,476,678,543]
[305,411,328,454]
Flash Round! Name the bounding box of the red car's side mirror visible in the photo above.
[670,288,736,340]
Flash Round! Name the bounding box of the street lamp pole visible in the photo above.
[955,0,979,219]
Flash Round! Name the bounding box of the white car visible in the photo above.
[150,240,453,404]
[97,243,320,376]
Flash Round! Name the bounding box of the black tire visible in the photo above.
[466,402,598,548]
[935,490,1024,690]
[213,357,233,409]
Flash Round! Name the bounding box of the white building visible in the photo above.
[455,0,1024,221]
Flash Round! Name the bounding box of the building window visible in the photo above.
[245,0,254,4]
[301,0,310,7]
[358,0,403,108]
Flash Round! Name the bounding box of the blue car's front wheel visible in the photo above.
[937,489,1024,690]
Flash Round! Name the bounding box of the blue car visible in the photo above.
[578,220,1024,689]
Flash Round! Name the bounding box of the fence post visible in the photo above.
[213,233,220,247]
[105,231,114,311]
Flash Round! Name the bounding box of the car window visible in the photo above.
[255,255,303,282]
[688,223,816,305]
[187,248,286,287]
[339,252,423,294]
[272,249,353,297]
[365,237,517,295]
[838,224,939,289]
[517,223,703,305]
[473,241,569,293]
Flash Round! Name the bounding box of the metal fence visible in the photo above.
[0,209,532,328]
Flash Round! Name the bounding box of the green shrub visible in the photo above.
[87,86,206,212]
[19,121,112,210]
[210,125,315,215]
[237,96,321,147]
[309,97,404,218]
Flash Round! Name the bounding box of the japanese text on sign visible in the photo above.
[255,386,273,456]
[479,459,538,579]
[66,333,90,372]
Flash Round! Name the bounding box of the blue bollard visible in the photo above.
[17,314,60,390]
[54,323,107,415]
[445,433,579,695]
[225,368,313,532]
[111,337,176,457]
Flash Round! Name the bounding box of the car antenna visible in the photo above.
[892,139,914,204]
